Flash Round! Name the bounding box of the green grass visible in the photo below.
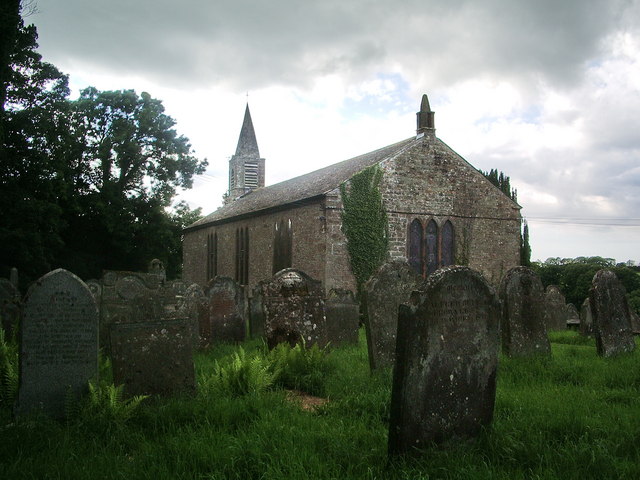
[1,329,640,479]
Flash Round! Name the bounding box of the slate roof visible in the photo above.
[186,136,418,231]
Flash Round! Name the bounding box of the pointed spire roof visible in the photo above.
[416,93,435,134]
[234,103,260,157]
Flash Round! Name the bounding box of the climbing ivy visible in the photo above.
[340,165,389,295]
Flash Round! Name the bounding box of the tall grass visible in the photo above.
[1,329,639,479]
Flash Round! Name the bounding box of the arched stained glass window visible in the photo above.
[425,219,439,275]
[408,219,423,276]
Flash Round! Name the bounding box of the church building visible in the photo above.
[182,94,522,292]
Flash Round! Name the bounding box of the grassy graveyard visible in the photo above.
[1,329,640,479]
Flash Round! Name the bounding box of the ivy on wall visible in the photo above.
[340,165,389,294]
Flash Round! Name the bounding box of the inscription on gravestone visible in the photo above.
[388,266,500,455]
[364,261,421,370]
[499,267,550,357]
[589,269,636,357]
[15,269,98,418]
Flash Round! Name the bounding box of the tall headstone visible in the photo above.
[325,289,359,345]
[262,268,327,349]
[388,266,500,455]
[364,261,421,370]
[15,269,98,418]
[579,297,594,336]
[589,269,636,357]
[248,283,266,339]
[204,277,246,344]
[181,283,206,348]
[543,285,567,330]
[0,278,20,339]
[110,319,195,397]
[499,267,550,357]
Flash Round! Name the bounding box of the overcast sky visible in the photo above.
[30,0,640,263]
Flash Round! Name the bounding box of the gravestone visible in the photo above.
[499,267,550,357]
[325,289,359,345]
[110,319,195,397]
[15,269,98,418]
[388,266,500,455]
[181,283,206,348]
[589,269,636,357]
[579,298,594,336]
[364,261,421,370]
[566,303,580,329]
[262,268,327,349]
[543,285,567,330]
[628,306,640,334]
[204,277,246,344]
[0,278,20,339]
[248,283,266,339]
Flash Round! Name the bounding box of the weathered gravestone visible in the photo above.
[0,278,21,339]
[499,267,550,357]
[325,289,359,345]
[580,297,594,336]
[262,268,327,349]
[629,307,640,335]
[589,270,636,357]
[15,269,98,418]
[388,266,500,455]
[364,261,421,370]
[180,283,207,349]
[110,319,195,397]
[203,277,246,344]
[248,283,266,339]
[566,303,580,329]
[544,285,568,331]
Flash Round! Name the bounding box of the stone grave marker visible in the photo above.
[248,283,266,339]
[364,260,421,370]
[204,276,246,344]
[499,266,550,357]
[0,278,20,339]
[629,306,640,334]
[262,268,327,349]
[589,269,636,357]
[579,297,594,336]
[543,285,568,330]
[15,269,98,418]
[181,283,206,348]
[110,319,195,397]
[388,266,500,455]
[325,289,359,345]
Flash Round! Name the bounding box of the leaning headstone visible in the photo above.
[204,277,246,344]
[110,319,195,397]
[589,270,636,357]
[262,268,327,349]
[388,266,500,455]
[499,267,550,357]
[325,289,359,345]
[248,283,266,339]
[579,298,594,336]
[364,261,421,370]
[566,303,580,329]
[15,269,98,418]
[543,285,568,330]
[0,278,21,339]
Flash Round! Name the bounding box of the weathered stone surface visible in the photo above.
[110,319,195,397]
[181,283,206,348]
[325,289,359,345]
[579,298,594,336]
[262,268,327,349]
[566,303,580,329]
[388,266,500,455]
[629,306,640,334]
[364,261,421,370]
[589,270,636,357]
[543,285,567,330]
[499,267,550,357]
[248,283,266,339]
[203,277,246,344]
[0,278,20,339]
[15,269,98,418]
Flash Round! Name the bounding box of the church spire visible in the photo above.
[235,103,260,157]
[416,93,435,136]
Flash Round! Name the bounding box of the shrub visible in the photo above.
[201,347,276,397]
[0,327,18,409]
[267,340,334,396]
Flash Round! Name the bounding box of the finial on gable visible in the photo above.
[416,93,435,136]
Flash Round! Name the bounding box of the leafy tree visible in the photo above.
[520,220,531,267]
[479,168,518,202]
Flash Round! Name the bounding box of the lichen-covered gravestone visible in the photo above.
[15,269,98,418]
[579,297,594,336]
[262,268,327,349]
[499,267,550,357]
[325,289,359,345]
[204,276,246,344]
[589,269,636,357]
[543,285,567,331]
[364,261,421,370]
[110,319,195,397]
[388,266,500,455]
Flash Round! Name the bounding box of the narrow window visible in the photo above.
[441,220,455,267]
[235,227,249,285]
[425,219,439,276]
[206,231,217,281]
[273,219,293,274]
[408,219,423,276]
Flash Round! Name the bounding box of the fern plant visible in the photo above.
[201,347,276,397]
[267,339,333,396]
[0,327,19,409]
